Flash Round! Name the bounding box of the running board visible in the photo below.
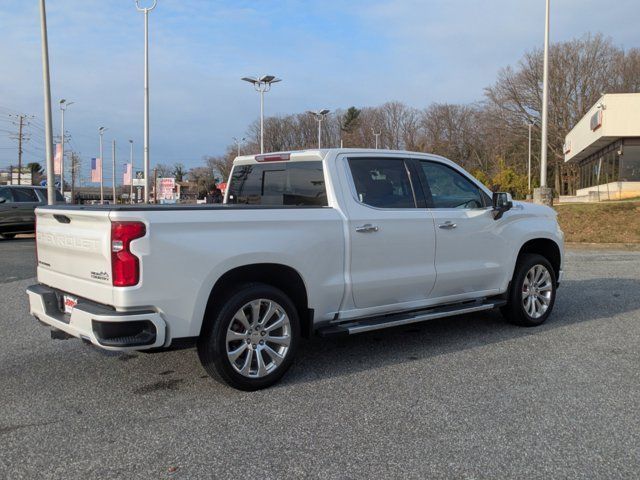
[317,299,506,337]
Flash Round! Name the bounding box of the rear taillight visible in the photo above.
[111,221,146,287]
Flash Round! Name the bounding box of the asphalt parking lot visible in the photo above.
[1,239,639,479]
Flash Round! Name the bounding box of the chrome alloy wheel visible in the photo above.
[522,264,553,319]
[225,299,292,378]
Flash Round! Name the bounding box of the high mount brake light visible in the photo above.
[111,221,146,287]
[255,153,291,162]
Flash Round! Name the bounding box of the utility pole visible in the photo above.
[59,99,73,195]
[39,0,55,205]
[112,139,117,203]
[70,152,79,204]
[136,0,157,204]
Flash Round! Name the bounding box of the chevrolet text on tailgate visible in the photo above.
[27,149,564,390]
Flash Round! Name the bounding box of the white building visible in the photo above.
[563,93,640,202]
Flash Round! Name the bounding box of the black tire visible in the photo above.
[0,233,16,240]
[197,283,300,391]
[501,253,557,327]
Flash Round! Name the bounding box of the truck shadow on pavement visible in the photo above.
[284,277,640,386]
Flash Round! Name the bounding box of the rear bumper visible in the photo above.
[26,284,166,351]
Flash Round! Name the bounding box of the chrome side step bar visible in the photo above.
[317,299,506,337]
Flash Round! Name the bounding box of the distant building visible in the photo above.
[564,93,640,201]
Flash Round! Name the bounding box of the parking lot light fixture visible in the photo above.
[241,75,282,154]
[233,136,246,157]
[307,109,330,149]
[98,127,108,204]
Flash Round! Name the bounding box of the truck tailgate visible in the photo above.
[36,208,114,305]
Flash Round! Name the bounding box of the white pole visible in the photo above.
[38,0,55,205]
[318,118,322,149]
[540,0,550,188]
[112,139,117,203]
[99,128,105,204]
[129,140,134,204]
[260,89,264,154]
[528,122,532,192]
[136,0,157,204]
[60,105,65,194]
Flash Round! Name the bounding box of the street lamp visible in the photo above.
[98,126,107,204]
[135,0,157,204]
[59,99,73,196]
[233,136,246,157]
[307,109,330,149]
[372,128,381,149]
[241,75,282,153]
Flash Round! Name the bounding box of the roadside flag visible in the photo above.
[54,143,62,175]
[91,158,102,183]
[123,163,132,186]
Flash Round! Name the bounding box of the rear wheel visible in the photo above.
[501,253,557,327]
[197,283,300,390]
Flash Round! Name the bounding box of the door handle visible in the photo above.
[355,224,379,233]
[438,221,457,229]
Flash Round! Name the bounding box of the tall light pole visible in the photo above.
[38,0,55,205]
[99,127,107,204]
[135,0,157,204]
[528,121,534,194]
[112,139,117,203]
[535,0,553,206]
[129,139,134,203]
[241,75,282,153]
[233,136,245,157]
[372,129,381,149]
[59,99,73,196]
[307,109,330,149]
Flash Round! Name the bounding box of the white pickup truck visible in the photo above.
[27,149,564,390]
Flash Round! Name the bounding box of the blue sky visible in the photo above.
[0,0,638,179]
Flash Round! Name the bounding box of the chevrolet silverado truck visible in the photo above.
[27,149,564,390]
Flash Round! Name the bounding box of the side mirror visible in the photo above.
[492,192,513,220]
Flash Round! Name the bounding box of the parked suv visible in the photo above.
[0,185,64,239]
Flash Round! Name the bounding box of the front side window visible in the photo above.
[11,188,39,202]
[420,161,485,209]
[348,158,416,208]
[227,161,327,206]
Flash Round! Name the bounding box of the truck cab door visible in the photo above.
[0,187,19,228]
[10,187,40,226]
[415,160,508,299]
[341,155,437,311]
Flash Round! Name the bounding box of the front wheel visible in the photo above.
[501,253,557,327]
[197,283,300,391]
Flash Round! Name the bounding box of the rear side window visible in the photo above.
[348,158,416,208]
[227,161,327,206]
[0,187,13,203]
[11,188,39,202]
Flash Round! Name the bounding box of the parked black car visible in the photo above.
[0,186,64,239]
